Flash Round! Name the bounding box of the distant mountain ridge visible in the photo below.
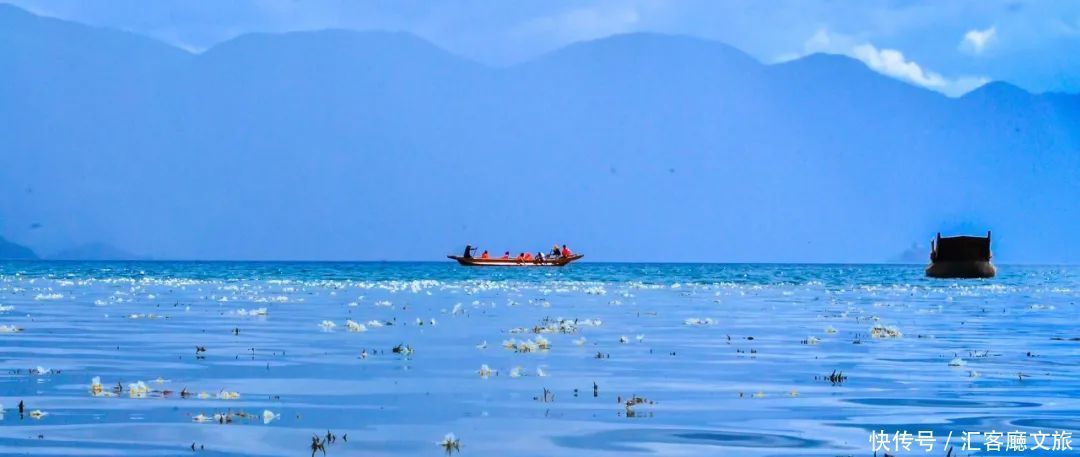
[0,236,37,259]
[0,4,1077,263]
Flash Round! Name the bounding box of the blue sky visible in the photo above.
[7,0,1080,96]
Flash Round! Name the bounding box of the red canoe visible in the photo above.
[447,254,584,267]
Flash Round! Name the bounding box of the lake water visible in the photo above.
[0,262,1077,456]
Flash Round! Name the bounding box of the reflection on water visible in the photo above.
[0,262,1078,456]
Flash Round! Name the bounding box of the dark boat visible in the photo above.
[447,254,584,267]
[926,231,996,278]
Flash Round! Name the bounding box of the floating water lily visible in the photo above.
[949,357,966,367]
[684,317,716,326]
[262,409,279,424]
[128,381,150,398]
[345,320,367,332]
[217,390,240,400]
[0,325,24,333]
[28,409,47,419]
[33,366,50,375]
[366,320,384,328]
[533,335,550,350]
[438,433,460,453]
[510,366,524,378]
[536,366,548,377]
[825,326,838,334]
[475,341,487,350]
[478,364,496,378]
[192,413,213,423]
[319,320,336,330]
[869,324,902,339]
[619,336,629,344]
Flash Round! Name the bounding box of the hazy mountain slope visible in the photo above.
[0,5,1076,262]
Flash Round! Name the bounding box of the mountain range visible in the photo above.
[1,4,1077,262]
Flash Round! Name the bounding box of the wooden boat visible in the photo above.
[926,231,996,278]
[448,254,584,267]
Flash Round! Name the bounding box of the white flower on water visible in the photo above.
[29,409,48,419]
[217,390,240,400]
[262,409,280,424]
[619,336,629,344]
[192,413,213,423]
[0,305,14,312]
[533,335,550,350]
[478,364,496,378]
[345,320,367,332]
[949,357,966,367]
[685,317,716,326]
[438,433,460,449]
[636,334,645,342]
[517,340,539,353]
[501,339,518,350]
[536,366,548,377]
[90,376,104,395]
[870,324,902,339]
[34,366,50,375]
[319,320,336,330]
[375,300,392,307]
[366,320,384,328]
[429,318,438,326]
[510,366,524,378]
[452,303,463,315]
[0,324,22,333]
[475,341,487,350]
[825,326,838,334]
[804,336,820,345]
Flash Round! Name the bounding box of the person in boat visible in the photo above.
[501,251,511,260]
[536,251,546,264]
[523,252,534,262]
[550,244,561,258]
[480,250,490,260]
[516,252,526,263]
[561,244,572,258]
[463,244,477,258]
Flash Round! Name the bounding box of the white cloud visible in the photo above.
[960,26,996,54]
[796,28,989,97]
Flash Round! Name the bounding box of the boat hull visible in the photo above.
[925,261,996,279]
[447,254,583,267]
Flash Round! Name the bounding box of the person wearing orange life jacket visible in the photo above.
[561,244,572,258]
[516,252,526,263]
[480,250,490,260]
[523,252,534,262]
[501,251,511,260]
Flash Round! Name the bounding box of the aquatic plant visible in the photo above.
[869,324,902,339]
[345,320,367,332]
[319,320,336,330]
[438,433,460,453]
[478,364,496,378]
[262,409,279,424]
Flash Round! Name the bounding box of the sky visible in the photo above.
[6,0,1080,96]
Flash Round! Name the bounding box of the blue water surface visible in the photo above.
[0,262,1077,456]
